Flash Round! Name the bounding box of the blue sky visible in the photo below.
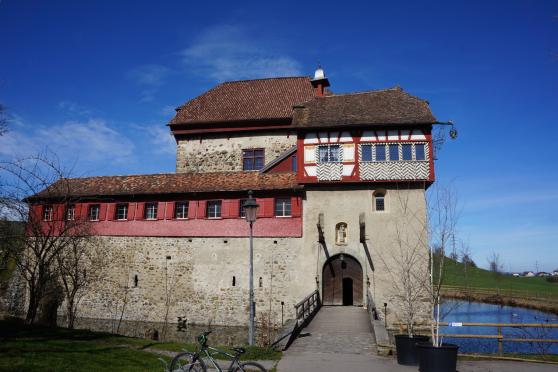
[0,1,556,272]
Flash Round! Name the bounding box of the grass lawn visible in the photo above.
[441,258,558,297]
[0,319,281,371]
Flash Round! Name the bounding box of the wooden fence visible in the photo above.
[442,285,558,303]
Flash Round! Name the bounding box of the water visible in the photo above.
[440,300,558,354]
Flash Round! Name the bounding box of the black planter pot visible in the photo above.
[416,342,459,372]
[394,334,430,365]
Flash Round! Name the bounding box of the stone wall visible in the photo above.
[176,131,296,173]
[302,185,431,328]
[73,235,313,328]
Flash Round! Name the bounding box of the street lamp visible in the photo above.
[244,190,259,345]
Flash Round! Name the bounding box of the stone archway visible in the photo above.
[322,254,363,306]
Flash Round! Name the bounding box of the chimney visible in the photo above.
[310,65,330,97]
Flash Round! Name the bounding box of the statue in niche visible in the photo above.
[336,222,348,245]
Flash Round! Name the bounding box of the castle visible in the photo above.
[30,68,435,329]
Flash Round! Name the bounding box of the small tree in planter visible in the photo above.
[416,185,460,372]
[376,186,431,365]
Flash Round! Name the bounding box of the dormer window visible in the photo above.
[242,149,264,171]
[318,145,341,163]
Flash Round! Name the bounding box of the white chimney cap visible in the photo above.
[313,66,325,80]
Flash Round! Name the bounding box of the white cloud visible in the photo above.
[0,118,135,168]
[58,101,92,116]
[181,24,302,82]
[143,124,176,156]
[161,105,176,117]
[128,64,171,86]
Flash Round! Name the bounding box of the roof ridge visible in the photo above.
[220,76,310,84]
[63,171,294,181]
[324,86,403,98]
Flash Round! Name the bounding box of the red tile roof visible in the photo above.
[30,172,301,200]
[292,87,437,128]
[169,77,316,125]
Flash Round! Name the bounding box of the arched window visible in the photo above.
[335,222,348,245]
[374,191,386,212]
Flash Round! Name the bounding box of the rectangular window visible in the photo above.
[292,154,297,171]
[206,201,222,218]
[361,144,372,161]
[275,198,292,217]
[88,204,100,221]
[389,144,399,161]
[318,145,340,163]
[375,195,385,211]
[242,149,265,170]
[415,144,426,161]
[174,202,188,219]
[375,145,386,161]
[66,204,75,221]
[144,203,157,219]
[43,205,53,221]
[402,144,412,160]
[115,204,128,220]
[239,199,248,218]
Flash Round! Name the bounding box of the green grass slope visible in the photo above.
[441,258,558,297]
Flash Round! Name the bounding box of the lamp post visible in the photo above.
[244,190,259,346]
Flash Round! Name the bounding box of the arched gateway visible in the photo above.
[322,254,363,306]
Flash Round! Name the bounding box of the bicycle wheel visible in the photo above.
[231,361,267,372]
[169,352,207,372]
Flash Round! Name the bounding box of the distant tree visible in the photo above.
[449,251,459,261]
[487,250,503,274]
[461,253,477,268]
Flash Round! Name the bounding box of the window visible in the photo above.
[239,199,249,218]
[292,154,297,171]
[415,144,426,161]
[66,205,75,221]
[174,202,188,219]
[375,193,385,211]
[43,205,53,221]
[318,145,341,163]
[275,198,291,217]
[242,149,265,170]
[375,145,386,161]
[206,200,222,218]
[389,144,399,161]
[361,144,372,161]
[402,144,412,161]
[115,204,128,220]
[144,203,157,219]
[88,204,100,221]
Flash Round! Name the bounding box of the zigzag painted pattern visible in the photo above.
[317,163,343,181]
[359,162,429,180]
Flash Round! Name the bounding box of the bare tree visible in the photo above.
[56,236,106,328]
[376,184,430,337]
[0,154,93,325]
[427,184,459,347]
[487,250,503,274]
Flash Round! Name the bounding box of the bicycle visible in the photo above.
[168,331,267,372]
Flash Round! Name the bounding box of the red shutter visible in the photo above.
[136,203,145,220]
[197,200,207,218]
[167,202,175,220]
[221,200,231,218]
[80,203,89,219]
[188,201,197,219]
[53,204,64,221]
[157,202,165,220]
[30,205,42,222]
[127,203,136,220]
[256,198,265,218]
[265,198,275,217]
[74,204,83,221]
[102,203,111,221]
[229,199,240,217]
[291,196,302,217]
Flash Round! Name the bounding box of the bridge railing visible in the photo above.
[282,289,322,350]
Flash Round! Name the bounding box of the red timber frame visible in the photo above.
[296,126,435,185]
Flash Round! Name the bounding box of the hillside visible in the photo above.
[442,258,558,296]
